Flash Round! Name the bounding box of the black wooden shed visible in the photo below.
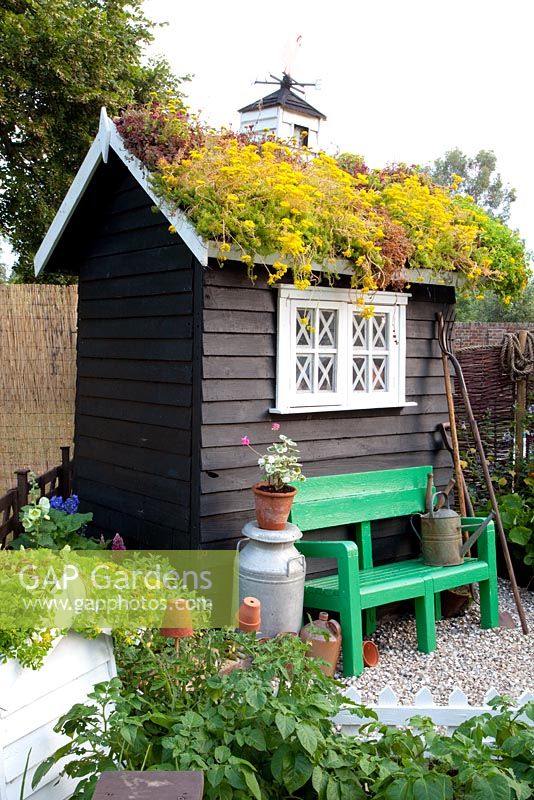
[35,109,454,561]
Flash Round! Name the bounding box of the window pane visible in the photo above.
[372,314,388,349]
[318,355,336,391]
[372,357,388,391]
[353,357,367,392]
[296,308,315,348]
[353,314,367,350]
[296,354,314,392]
[318,309,337,348]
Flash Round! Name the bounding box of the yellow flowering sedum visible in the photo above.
[120,99,529,300]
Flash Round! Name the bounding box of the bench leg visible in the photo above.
[340,605,364,677]
[479,576,499,629]
[414,579,436,653]
[435,592,442,621]
[363,608,377,636]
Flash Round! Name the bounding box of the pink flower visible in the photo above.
[271,422,281,431]
[112,533,126,550]
[241,436,251,446]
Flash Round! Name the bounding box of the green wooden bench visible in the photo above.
[289,465,499,676]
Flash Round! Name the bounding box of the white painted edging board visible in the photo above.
[0,632,116,800]
[334,685,534,736]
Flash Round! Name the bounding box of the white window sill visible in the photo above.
[269,401,418,415]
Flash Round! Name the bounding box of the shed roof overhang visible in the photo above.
[33,107,209,276]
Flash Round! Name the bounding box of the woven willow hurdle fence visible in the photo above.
[0,284,77,494]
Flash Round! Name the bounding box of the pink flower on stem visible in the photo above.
[271,422,281,431]
[241,436,251,446]
[112,533,126,550]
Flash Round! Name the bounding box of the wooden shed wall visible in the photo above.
[71,155,197,548]
[200,263,454,562]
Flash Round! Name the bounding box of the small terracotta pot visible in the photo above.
[160,599,194,638]
[238,597,261,625]
[362,640,379,668]
[237,619,261,633]
[252,483,297,531]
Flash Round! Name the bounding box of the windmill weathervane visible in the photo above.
[254,72,317,97]
[254,34,318,95]
[238,35,325,148]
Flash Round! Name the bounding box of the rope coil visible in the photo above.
[500,332,534,381]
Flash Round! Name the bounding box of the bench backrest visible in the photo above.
[289,466,432,532]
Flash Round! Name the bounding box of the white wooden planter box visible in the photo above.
[0,632,116,800]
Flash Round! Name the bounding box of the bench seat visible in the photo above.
[290,466,499,676]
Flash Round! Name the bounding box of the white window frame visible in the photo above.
[272,286,411,414]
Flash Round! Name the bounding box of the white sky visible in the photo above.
[144,0,534,256]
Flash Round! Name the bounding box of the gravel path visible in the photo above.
[338,579,534,705]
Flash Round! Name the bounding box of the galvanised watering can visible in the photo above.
[412,484,495,566]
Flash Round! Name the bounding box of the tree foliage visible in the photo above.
[456,281,534,322]
[0,0,183,281]
[429,147,517,222]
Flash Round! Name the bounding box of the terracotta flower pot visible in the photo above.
[252,483,297,531]
[160,599,194,638]
[237,619,261,633]
[237,597,261,632]
[441,588,470,618]
[362,640,379,668]
[238,597,261,625]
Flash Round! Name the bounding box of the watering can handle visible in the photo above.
[432,491,449,510]
[236,538,250,553]
[410,514,422,542]
[460,511,495,557]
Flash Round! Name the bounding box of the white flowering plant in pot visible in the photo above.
[241,425,305,530]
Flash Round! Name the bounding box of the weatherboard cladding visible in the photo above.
[200,264,454,562]
[70,153,198,548]
[38,146,453,557]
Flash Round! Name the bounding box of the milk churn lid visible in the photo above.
[242,521,303,543]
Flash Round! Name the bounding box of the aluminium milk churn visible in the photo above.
[237,521,306,637]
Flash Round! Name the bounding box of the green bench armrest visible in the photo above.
[295,540,361,605]
[295,540,359,561]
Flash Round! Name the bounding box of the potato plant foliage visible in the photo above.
[34,629,534,799]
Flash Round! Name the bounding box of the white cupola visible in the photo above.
[238,72,326,151]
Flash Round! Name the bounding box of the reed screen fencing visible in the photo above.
[0,284,77,494]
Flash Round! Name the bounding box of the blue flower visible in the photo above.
[50,496,66,511]
[64,495,80,515]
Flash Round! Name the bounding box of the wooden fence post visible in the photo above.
[60,445,72,499]
[14,468,30,536]
[514,330,529,466]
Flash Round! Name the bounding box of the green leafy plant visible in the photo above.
[459,405,534,574]
[499,487,534,569]
[34,628,534,799]
[13,475,99,550]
